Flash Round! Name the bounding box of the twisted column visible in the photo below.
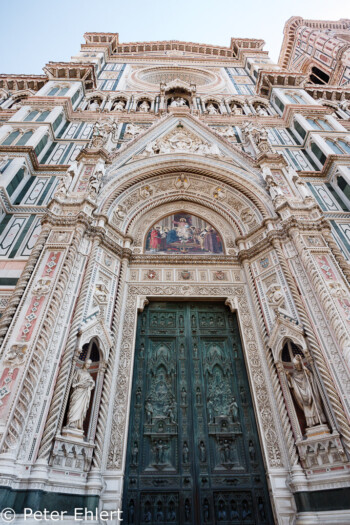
[322,228,350,283]
[36,235,100,461]
[92,251,130,469]
[2,226,85,453]
[272,236,350,453]
[242,258,299,467]
[0,226,50,350]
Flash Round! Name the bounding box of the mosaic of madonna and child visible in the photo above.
[145,213,224,254]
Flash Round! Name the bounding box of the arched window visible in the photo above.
[317,119,332,131]
[306,118,322,130]
[286,94,297,104]
[326,139,345,155]
[24,111,39,122]
[2,131,20,145]
[16,130,33,146]
[338,140,350,154]
[36,110,50,122]
[58,87,69,96]
[48,87,60,96]
[309,66,330,85]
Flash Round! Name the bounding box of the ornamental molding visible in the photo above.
[106,283,284,471]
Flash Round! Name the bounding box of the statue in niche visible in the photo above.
[218,500,227,520]
[181,387,187,405]
[89,99,100,111]
[286,354,327,428]
[249,440,256,463]
[167,502,176,522]
[207,398,215,423]
[231,103,243,115]
[220,439,232,463]
[228,397,239,421]
[256,104,268,116]
[131,441,139,465]
[207,103,218,115]
[154,439,169,464]
[185,500,191,521]
[230,500,240,519]
[203,499,210,522]
[113,99,125,111]
[183,441,189,463]
[166,401,177,423]
[170,96,188,107]
[128,501,135,523]
[138,100,150,112]
[66,359,95,431]
[199,441,206,462]
[156,502,164,521]
[145,400,153,423]
[242,500,252,519]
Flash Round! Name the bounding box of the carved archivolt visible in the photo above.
[128,200,237,254]
[105,172,265,243]
[106,284,284,471]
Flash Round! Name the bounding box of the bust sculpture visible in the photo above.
[66,359,95,432]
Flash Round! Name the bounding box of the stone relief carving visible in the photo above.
[107,284,283,470]
[3,344,27,367]
[138,127,223,158]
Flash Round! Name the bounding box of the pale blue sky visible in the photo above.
[1,0,349,75]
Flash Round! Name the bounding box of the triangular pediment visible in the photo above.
[106,112,260,181]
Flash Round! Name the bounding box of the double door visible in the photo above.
[122,302,273,524]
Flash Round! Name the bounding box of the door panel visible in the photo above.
[122,302,274,524]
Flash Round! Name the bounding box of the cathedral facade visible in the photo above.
[0,16,349,524]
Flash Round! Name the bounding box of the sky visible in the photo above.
[1,0,349,75]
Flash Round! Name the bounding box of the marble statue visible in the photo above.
[231,104,243,115]
[256,105,268,116]
[207,103,218,115]
[170,97,188,107]
[113,100,125,111]
[66,360,95,431]
[286,355,327,428]
[138,100,150,112]
[89,100,100,111]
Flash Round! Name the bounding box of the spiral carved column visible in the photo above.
[271,236,350,454]
[241,257,299,467]
[92,250,131,469]
[36,234,101,461]
[0,226,51,350]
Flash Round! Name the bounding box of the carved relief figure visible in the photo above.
[286,355,327,428]
[66,360,95,431]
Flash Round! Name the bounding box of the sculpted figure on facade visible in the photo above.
[66,360,95,432]
[138,100,150,112]
[113,99,125,111]
[286,355,327,429]
[231,103,243,115]
[169,97,188,108]
[207,103,218,115]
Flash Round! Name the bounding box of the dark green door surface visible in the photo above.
[122,302,274,524]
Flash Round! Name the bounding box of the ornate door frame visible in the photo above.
[102,278,296,524]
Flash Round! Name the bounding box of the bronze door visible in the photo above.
[122,302,274,524]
